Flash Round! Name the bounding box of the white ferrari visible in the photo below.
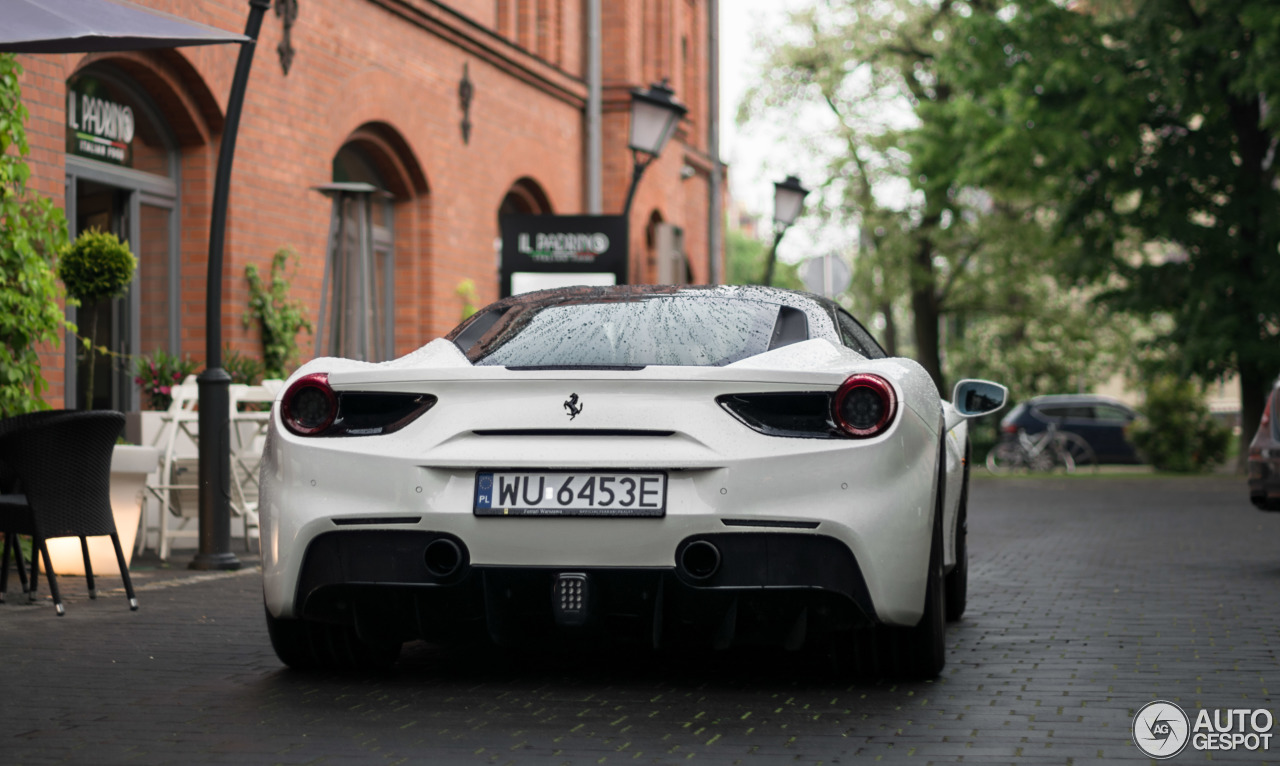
[259,285,1005,676]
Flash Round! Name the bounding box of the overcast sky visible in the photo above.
[719,0,811,220]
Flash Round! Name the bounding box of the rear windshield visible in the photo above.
[457,296,788,368]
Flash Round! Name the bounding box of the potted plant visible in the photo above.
[135,348,200,412]
[57,229,136,410]
[46,230,158,573]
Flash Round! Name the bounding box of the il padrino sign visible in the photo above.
[66,77,134,166]
[500,215,628,297]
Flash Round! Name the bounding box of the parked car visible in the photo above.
[999,394,1141,464]
[259,285,1006,677]
[1248,379,1280,511]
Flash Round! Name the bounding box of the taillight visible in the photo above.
[1002,423,1018,434]
[282,373,338,436]
[831,373,897,438]
[281,372,437,437]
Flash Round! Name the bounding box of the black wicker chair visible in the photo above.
[0,409,138,615]
[0,410,67,601]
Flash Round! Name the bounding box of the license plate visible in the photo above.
[474,471,666,517]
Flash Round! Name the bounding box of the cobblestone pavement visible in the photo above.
[0,476,1276,765]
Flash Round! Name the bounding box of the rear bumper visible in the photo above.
[290,530,877,649]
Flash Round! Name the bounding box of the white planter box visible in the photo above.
[45,444,161,576]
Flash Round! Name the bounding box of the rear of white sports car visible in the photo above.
[260,287,998,676]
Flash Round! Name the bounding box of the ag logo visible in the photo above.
[1133,700,1190,759]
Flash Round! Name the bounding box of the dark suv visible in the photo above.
[1248,380,1280,511]
[1000,394,1142,464]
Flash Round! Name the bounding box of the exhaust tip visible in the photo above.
[424,538,463,578]
[680,540,721,580]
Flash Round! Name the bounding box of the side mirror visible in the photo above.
[946,379,1008,430]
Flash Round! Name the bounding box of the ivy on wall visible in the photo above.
[0,54,72,416]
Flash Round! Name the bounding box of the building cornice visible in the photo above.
[368,0,588,109]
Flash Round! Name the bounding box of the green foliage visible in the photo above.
[0,54,71,417]
[223,346,265,385]
[725,226,805,290]
[945,279,1144,406]
[57,229,136,305]
[1130,376,1230,474]
[456,279,480,321]
[244,248,312,380]
[736,0,1084,391]
[929,0,1280,453]
[133,348,199,411]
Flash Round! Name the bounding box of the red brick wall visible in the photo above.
[17,0,720,408]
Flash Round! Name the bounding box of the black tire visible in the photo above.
[885,486,947,679]
[944,441,970,622]
[834,439,948,680]
[265,606,401,671]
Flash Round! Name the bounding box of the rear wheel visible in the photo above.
[883,491,947,679]
[265,606,401,671]
[842,440,947,679]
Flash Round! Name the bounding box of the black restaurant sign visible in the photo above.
[499,214,628,297]
[66,76,133,166]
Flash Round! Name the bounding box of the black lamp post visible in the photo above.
[761,174,809,286]
[192,0,271,571]
[622,79,687,217]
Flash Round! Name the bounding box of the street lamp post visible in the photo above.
[192,0,271,571]
[622,80,687,217]
[761,175,810,286]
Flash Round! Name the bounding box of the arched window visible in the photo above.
[498,177,553,217]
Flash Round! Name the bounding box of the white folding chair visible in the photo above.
[142,376,202,559]
[230,381,280,552]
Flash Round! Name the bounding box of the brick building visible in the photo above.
[18,0,723,411]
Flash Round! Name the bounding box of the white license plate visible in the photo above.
[474,471,667,517]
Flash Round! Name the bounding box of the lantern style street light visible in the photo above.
[761,175,810,286]
[622,79,687,216]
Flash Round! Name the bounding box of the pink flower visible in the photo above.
[159,386,171,395]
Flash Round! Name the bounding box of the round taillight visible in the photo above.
[281,372,338,436]
[832,373,897,438]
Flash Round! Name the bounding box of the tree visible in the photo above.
[738,0,1032,392]
[725,225,806,291]
[0,54,71,416]
[928,0,1280,462]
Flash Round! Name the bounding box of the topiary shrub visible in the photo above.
[1130,376,1230,473]
[57,228,137,409]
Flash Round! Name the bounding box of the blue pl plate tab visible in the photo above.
[475,472,495,510]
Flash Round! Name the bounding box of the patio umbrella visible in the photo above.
[0,0,248,53]
[1,0,268,572]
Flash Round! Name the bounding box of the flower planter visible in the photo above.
[45,444,160,576]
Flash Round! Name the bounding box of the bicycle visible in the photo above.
[985,423,1098,474]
